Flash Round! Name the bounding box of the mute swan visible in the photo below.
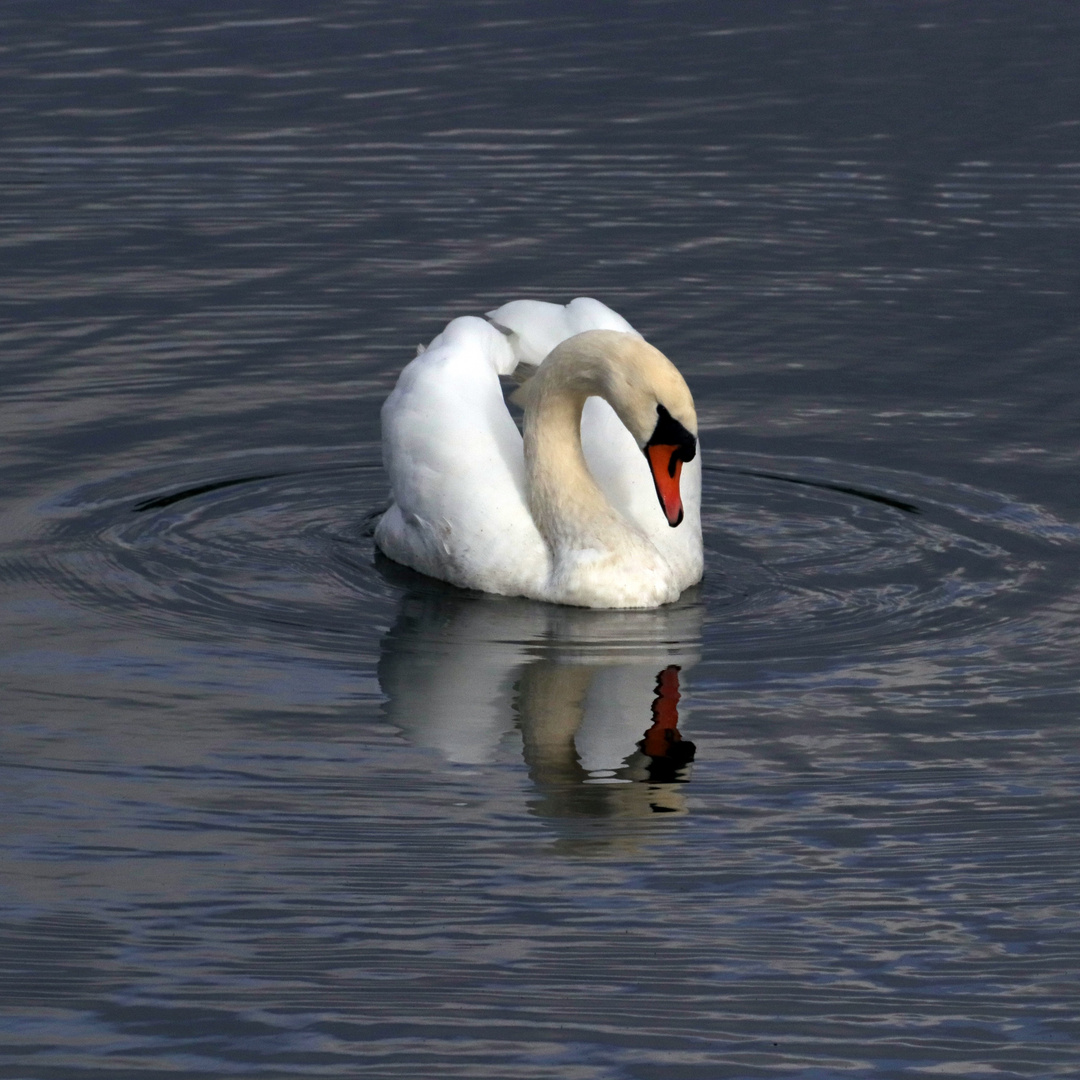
[374,298,703,608]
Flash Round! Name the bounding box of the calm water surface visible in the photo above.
[2,2,1080,1077]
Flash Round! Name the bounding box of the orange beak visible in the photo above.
[646,444,684,527]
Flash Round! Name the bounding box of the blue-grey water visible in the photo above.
[2,3,1080,1077]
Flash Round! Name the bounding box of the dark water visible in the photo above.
[3,3,1080,1077]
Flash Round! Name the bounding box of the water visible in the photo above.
[2,2,1080,1077]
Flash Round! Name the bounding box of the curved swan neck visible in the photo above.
[521,343,632,551]
[523,377,613,546]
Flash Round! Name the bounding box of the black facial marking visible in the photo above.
[645,404,697,463]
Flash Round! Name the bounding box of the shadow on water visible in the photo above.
[376,560,702,823]
[708,464,921,515]
[132,474,283,512]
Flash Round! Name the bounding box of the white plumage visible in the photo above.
[375,298,703,608]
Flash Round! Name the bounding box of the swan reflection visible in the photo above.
[377,572,702,817]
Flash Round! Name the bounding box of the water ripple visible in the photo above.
[7,446,1072,710]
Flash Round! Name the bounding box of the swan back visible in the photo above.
[487,297,641,366]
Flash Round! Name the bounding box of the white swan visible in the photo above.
[374,298,703,608]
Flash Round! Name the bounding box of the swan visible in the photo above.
[374,298,702,608]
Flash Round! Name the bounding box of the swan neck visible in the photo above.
[524,386,603,538]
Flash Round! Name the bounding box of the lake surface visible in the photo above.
[2,2,1080,1077]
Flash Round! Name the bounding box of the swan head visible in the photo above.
[545,330,699,528]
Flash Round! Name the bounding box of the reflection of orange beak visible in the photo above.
[646,444,684,527]
[642,664,683,758]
